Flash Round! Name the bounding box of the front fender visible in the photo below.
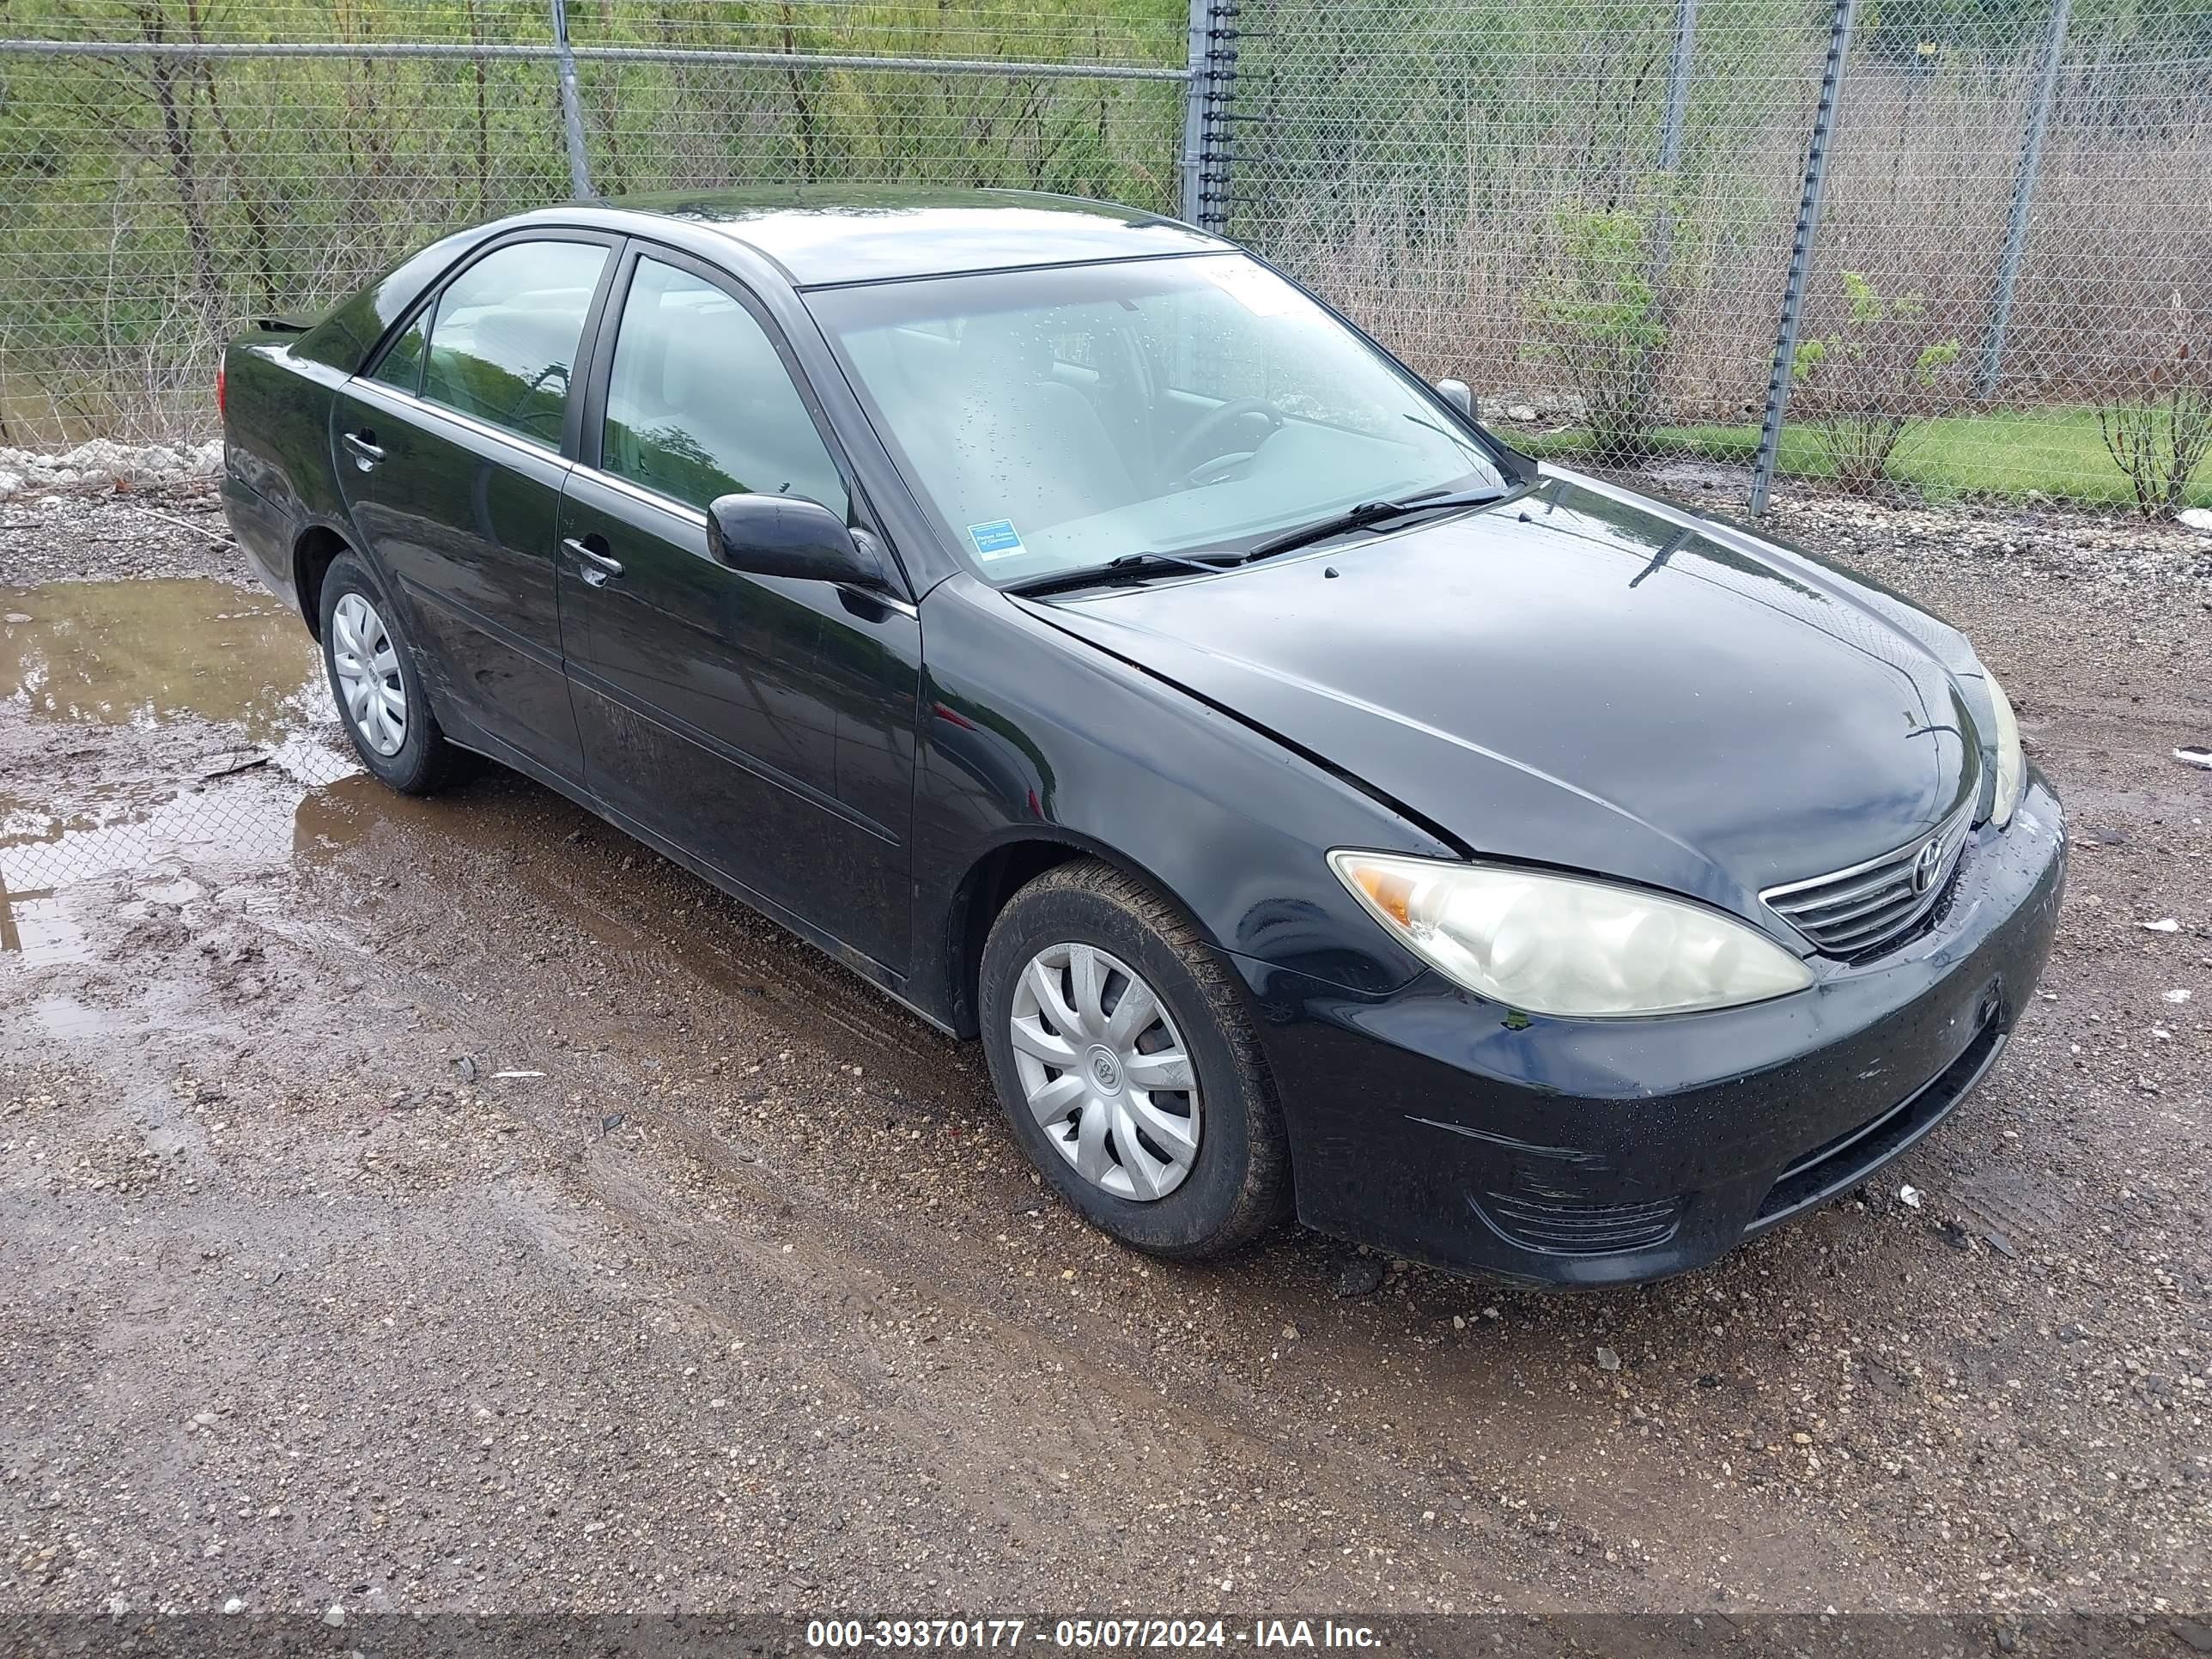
[905,574,1447,1025]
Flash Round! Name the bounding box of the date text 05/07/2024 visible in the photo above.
[805,1618,1383,1650]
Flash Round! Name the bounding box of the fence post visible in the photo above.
[1651,0,1699,288]
[548,0,594,199]
[1180,0,1239,231]
[1748,0,1860,515]
[1977,0,2069,399]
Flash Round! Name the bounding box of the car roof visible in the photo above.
[512,186,1231,288]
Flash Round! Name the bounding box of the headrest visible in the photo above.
[471,307,580,387]
[660,304,778,412]
[955,311,1054,386]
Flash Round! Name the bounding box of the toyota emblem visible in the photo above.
[1911,836,1943,895]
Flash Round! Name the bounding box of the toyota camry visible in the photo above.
[218,188,2065,1285]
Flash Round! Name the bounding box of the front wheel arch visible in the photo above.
[945,833,1224,1042]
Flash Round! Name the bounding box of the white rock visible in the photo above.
[2166,988,2193,1004]
[1899,1183,1923,1209]
[0,437,222,488]
[222,1596,246,1615]
[2178,507,2212,532]
[62,437,143,483]
[322,1604,346,1628]
[2141,917,2181,933]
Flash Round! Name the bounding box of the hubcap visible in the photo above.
[1008,942,1200,1202]
[330,592,407,757]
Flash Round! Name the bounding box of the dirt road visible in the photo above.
[2,478,2207,1625]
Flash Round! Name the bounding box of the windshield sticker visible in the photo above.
[1203,262,1304,318]
[967,520,1026,561]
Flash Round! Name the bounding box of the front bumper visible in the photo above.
[1231,776,2067,1285]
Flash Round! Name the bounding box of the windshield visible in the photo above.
[805,253,1508,583]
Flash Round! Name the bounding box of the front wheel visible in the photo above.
[319,551,466,795]
[978,859,1291,1259]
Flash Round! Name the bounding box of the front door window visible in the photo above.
[601,257,849,520]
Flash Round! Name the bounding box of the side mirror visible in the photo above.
[706,492,889,589]
[1435,378,1477,422]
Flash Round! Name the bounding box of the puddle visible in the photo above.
[0,745,380,965]
[3,577,976,1098]
[0,576,373,964]
[1,578,324,740]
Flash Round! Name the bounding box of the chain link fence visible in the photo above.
[0,1,1188,448]
[0,0,2207,514]
[1227,0,2212,514]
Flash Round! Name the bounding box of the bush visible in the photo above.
[1790,273,1962,494]
[2096,291,2212,519]
[1534,207,1668,466]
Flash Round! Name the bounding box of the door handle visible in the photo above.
[562,536,623,579]
[342,429,385,469]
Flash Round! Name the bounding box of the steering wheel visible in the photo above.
[1163,398,1285,487]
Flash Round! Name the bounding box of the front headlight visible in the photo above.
[1329,852,1814,1018]
[1984,669,2024,829]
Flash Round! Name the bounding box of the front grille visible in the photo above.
[1476,1190,1683,1256]
[1761,803,1974,958]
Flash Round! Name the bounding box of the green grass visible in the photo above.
[1516,406,2212,510]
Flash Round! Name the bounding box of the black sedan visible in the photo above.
[219,187,2065,1285]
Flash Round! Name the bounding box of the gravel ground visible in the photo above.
[1,468,2207,1629]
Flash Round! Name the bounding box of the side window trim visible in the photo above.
[577,240,864,525]
[354,228,624,460]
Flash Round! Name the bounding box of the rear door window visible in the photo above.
[420,240,609,447]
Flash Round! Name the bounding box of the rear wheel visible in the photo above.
[319,552,466,795]
[979,859,1291,1259]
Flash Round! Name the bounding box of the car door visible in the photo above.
[556,246,922,973]
[333,233,618,785]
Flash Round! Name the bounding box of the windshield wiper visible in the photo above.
[1003,550,1237,599]
[1241,485,1509,563]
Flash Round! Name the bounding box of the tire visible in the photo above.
[319,550,467,795]
[979,858,1291,1259]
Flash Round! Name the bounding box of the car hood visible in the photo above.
[1022,470,1986,925]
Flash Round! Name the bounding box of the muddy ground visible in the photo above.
[1,477,2207,1627]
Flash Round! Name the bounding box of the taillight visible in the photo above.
[216,365,226,421]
